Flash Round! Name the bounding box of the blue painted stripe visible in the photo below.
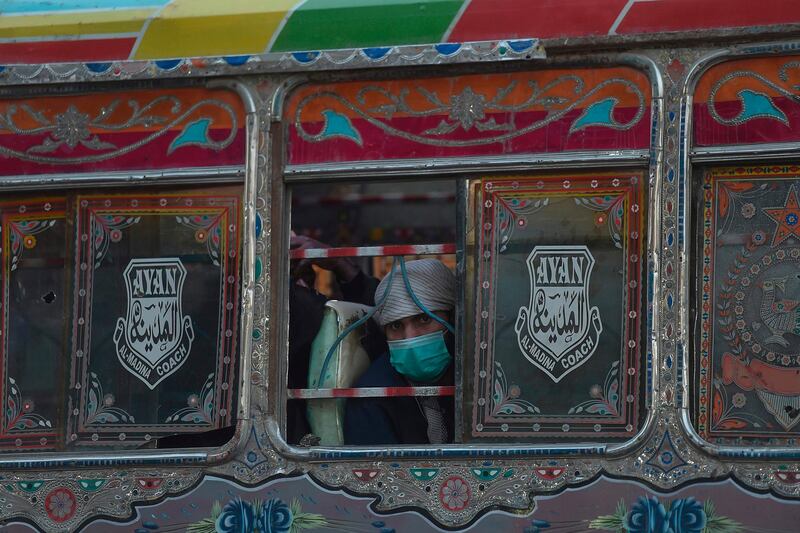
[0,0,169,14]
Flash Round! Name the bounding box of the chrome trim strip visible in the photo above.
[284,151,650,182]
[0,166,244,190]
[0,39,545,86]
[691,142,800,162]
[607,52,664,456]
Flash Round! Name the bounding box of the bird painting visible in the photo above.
[758,274,800,347]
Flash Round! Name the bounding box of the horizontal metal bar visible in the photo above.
[284,150,650,181]
[288,386,455,399]
[293,192,455,206]
[290,243,456,259]
[691,142,800,163]
[0,165,245,191]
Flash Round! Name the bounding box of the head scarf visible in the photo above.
[373,259,455,327]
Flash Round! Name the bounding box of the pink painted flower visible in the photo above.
[732,393,746,408]
[741,203,756,219]
[45,488,76,522]
[440,476,471,511]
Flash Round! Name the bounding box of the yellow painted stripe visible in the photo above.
[0,9,153,39]
[134,0,298,59]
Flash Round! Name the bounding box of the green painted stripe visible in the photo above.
[270,0,465,52]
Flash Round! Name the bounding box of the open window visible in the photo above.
[282,65,654,450]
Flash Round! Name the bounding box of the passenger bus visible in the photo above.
[0,1,799,531]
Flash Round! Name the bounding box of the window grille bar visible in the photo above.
[287,385,455,399]
[289,243,456,260]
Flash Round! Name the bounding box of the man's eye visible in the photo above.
[389,322,402,330]
[417,315,431,324]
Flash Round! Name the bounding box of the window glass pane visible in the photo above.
[1,198,67,451]
[287,179,457,446]
[466,173,646,442]
[695,166,800,446]
[67,189,241,449]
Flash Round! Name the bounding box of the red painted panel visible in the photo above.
[448,0,627,41]
[288,107,648,164]
[618,0,800,34]
[0,38,135,64]
[0,129,246,176]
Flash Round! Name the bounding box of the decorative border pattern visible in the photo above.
[0,87,245,176]
[0,40,543,86]
[470,174,645,439]
[286,68,650,165]
[0,198,65,451]
[67,192,241,446]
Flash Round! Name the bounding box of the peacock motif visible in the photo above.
[758,274,800,347]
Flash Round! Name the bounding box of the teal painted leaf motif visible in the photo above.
[320,110,362,146]
[168,118,212,153]
[17,481,44,493]
[570,97,619,133]
[471,468,501,481]
[78,479,106,492]
[409,468,439,481]
[734,89,789,125]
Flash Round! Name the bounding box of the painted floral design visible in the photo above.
[568,360,620,416]
[215,498,254,533]
[187,497,342,533]
[491,361,540,416]
[625,497,669,533]
[8,219,56,271]
[45,487,76,523]
[176,213,224,265]
[667,497,707,533]
[5,376,52,432]
[439,476,471,511]
[589,496,738,533]
[91,213,140,267]
[85,372,135,424]
[165,373,214,424]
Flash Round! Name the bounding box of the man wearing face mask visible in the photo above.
[344,259,455,445]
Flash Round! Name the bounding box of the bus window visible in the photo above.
[693,166,800,447]
[464,173,647,443]
[286,179,458,446]
[0,187,242,451]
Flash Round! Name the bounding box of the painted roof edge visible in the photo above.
[0,39,545,87]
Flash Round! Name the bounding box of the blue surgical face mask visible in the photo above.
[388,330,451,383]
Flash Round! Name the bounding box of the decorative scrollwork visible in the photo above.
[85,372,135,425]
[707,62,800,126]
[5,377,52,432]
[176,213,224,266]
[568,360,621,416]
[7,219,56,271]
[491,361,540,417]
[295,76,645,148]
[0,97,238,165]
[575,194,626,248]
[91,214,140,268]
[165,373,214,424]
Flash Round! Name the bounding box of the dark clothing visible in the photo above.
[344,353,454,445]
[287,270,379,444]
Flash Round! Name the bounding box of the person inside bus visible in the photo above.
[288,233,379,444]
[344,259,455,445]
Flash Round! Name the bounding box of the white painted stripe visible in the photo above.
[264,0,309,53]
[0,32,139,44]
[442,0,473,42]
[129,0,172,59]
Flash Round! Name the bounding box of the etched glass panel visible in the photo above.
[67,189,241,448]
[695,166,800,446]
[0,198,67,451]
[466,174,646,442]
